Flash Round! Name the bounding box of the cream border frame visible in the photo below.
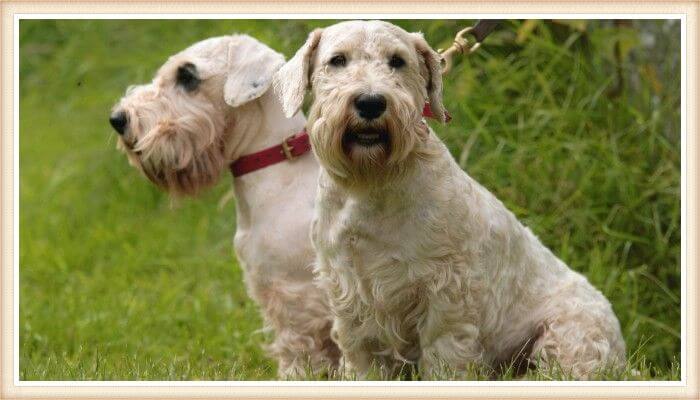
[1,2,697,399]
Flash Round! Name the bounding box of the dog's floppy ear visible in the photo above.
[412,32,446,123]
[273,29,323,118]
[222,36,286,108]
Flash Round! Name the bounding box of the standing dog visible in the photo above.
[109,35,339,378]
[275,20,625,379]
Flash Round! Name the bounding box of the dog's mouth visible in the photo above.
[342,127,389,149]
[121,137,138,152]
[119,138,142,157]
[114,120,137,150]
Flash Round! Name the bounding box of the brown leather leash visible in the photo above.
[439,20,502,75]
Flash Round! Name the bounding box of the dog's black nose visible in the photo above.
[109,111,128,135]
[354,93,387,120]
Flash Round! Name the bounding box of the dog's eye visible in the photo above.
[389,55,406,69]
[329,54,347,67]
[176,62,200,92]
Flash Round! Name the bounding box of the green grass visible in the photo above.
[19,19,681,380]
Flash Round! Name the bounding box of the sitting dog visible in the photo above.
[109,34,339,378]
[274,20,625,379]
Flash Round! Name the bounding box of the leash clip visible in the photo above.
[439,26,481,75]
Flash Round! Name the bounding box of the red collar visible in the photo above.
[229,103,449,177]
[421,102,452,123]
[230,132,312,177]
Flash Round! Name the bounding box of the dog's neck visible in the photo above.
[223,90,306,162]
[225,90,317,231]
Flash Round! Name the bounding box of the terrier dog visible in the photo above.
[109,34,339,378]
[274,20,626,379]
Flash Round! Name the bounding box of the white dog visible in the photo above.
[274,20,625,379]
[110,35,339,377]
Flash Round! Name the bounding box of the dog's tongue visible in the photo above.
[422,103,452,122]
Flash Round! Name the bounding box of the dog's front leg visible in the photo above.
[331,317,379,379]
[418,305,484,378]
[420,326,484,378]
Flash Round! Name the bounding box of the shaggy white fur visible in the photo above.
[111,35,339,377]
[274,20,625,380]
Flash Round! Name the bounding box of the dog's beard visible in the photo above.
[135,139,225,197]
[308,92,426,186]
[116,99,226,196]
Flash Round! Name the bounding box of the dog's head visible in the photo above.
[274,20,445,184]
[110,35,285,195]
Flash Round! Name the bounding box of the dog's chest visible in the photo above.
[318,194,420,271]
[314,193,438,355]
[316,191,435,305]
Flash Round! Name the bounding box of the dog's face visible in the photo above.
[274,20,445,183]
[110,35,284,195]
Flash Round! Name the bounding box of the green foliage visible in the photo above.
[19,19,681,380]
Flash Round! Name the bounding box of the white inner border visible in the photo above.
[12,13,687,388]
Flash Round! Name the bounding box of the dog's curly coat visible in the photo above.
[275,20,626,379]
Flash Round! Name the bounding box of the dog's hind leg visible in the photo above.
[528,292,626,379]
[261,281,341,379]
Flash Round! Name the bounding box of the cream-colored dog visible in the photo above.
[109,35,338,377]
[275,20,625,379]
